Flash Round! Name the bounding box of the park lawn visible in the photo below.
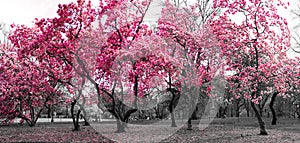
[0,122,115,143]
[0,117,299,143]
[162,117,300,143]
[161,125,300,143]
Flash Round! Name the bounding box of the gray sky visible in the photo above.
[0,0,74,25]
[0,0,297,27]
[0,0,162,25]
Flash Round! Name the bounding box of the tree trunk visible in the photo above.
[217,106,222,118]
[246,110,250,117]
[47,107,51,118]
[235,102,240,117]
[269,92,278,125]
[236,108,240,117]
[51,106,54,123]
[71,100,80,131]
[170,111,177,127]
[244,99,251,117]
[116,119,126,133]
[108,106,137,133]
[66,105,69,118]
[187,117,192,130]
[168,87,180,127]
[169,102,177,127]
[259,108,263,117]
[251,102,268,135]
[76,110,81,127]
[191,106,198,119]
[26,107,44,127]
[218,106,227,118]
[235,110,240,117]
[82,115,90,126]
[79,105,90,126]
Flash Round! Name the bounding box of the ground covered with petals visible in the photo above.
[162,117,300,143]
[0,118,299,143]
[0,122,114,143]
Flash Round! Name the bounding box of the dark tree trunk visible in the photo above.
[26,107,44,127]
[244,100,250,117]
[82,115,90,126]
[235,102,241,117]
[47,107,51,118]
[236,111,239,117]
[76,110,81,127]
[71,100,80,131]
[217,107,222,118]
[236,107,240,117]
[191,106,198,119]
[187,117,192,130]
[51,106,54,123]
[219,106,227,118]
[246,110,250,117]
[269,92,278,125]
[259,108,263,117]
[167,88,180,127]
[251,102,268,135]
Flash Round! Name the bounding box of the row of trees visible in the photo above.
[0,0,299,135]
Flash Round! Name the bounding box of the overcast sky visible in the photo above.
[0,0,72,25]
[0,0,299,57]
[0,0,164,26]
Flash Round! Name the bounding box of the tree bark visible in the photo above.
[169,96,177,127]
[187,117,192,130]
[24,107,44,127]
[71,100,80,131]
[79,105,90,126]
[168,88,180,127]
[47,107,51,118]
[76,110,81,127]
[191,106,198,119]
[116,119,126,133]
[236,111,239,117]
[246,109,250,117]
[250,102,268,135]
[259,108,263,117]
[269,92,279,125]
[236,107,240,117]
[82,114,90,126]
[170,111,177,127]
[51,106,54,123]
[235,100,242,117]
[244,99,250,117]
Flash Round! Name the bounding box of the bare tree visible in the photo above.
[0,21,10,44]
[291,2,300,54]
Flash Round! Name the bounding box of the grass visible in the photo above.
[0,117,299,143]
[161,117,300,143]
[0,122,114,143]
